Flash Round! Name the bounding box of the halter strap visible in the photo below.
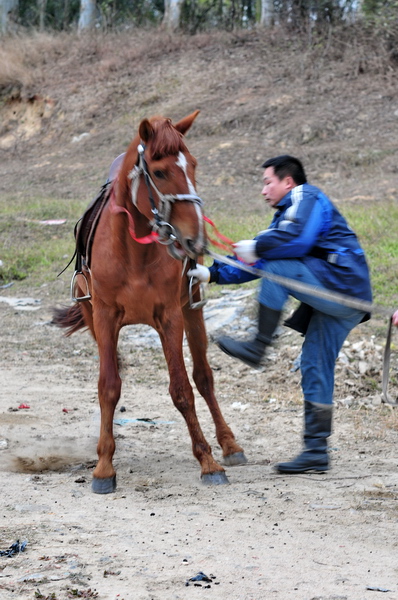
[129,144,203,228]
[111,144,205,247]
[109,180,159,245]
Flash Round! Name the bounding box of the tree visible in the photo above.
[162,0,183,30]
[78,0,97,30]
[0,0,18,33]
[259,0,274,26]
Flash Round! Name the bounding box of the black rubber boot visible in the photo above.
[276,401,332,474]
[284,302,313,336]
[217,305,281,369]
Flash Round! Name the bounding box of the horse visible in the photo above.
[53,111,247,494]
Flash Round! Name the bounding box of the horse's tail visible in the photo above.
[52,304,87,337]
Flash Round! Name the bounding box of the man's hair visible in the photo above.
[262,155,307,185]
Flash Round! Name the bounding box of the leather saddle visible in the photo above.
[70,153,126,301]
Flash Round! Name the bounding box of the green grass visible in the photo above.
[1,193,397,310]
[0,195,86,284]
[342,201,398,307]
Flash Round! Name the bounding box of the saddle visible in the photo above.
[69,153,126,301]
[68,182,111,301]
[75,182,111,272]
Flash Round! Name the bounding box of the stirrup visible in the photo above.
[188,276,207,310]
[71,270,91,302]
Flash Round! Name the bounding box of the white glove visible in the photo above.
[187,264,210,283]
[233,240,258,264]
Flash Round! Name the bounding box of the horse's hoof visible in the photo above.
[92,475,117,494]
[223,451,248,466]
[201,471,229,486]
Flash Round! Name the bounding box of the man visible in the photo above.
[188,155,372,474]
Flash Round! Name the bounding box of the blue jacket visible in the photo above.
[209,184,372,303]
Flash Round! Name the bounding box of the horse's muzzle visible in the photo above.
[166,236,206,261]
[186,237,206,258]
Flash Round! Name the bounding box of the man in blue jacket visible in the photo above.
[188,155,372,475]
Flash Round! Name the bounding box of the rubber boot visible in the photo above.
[217,305,281,369]
[284,302,313,336]
[276,401,332,474]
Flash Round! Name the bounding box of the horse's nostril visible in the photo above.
[186,238,204,256]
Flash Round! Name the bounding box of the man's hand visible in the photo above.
[232,240,258,264]
[187,264,210,283]
[393,310,398,327]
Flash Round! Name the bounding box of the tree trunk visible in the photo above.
[78,0,97,31]
[0,0,18,34]
[259,0,274,27]
[38,0,47,31]
[162,0,183,31]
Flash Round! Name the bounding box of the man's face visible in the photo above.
[262,167,294,208]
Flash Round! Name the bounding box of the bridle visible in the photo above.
[129,143,204,248]
[128,142,207,310]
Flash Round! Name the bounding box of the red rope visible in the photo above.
[204,215,235,252]
[109,182,235,252]
[109,181,159,245]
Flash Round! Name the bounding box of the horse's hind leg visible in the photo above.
[158,311,229,485]
[91,304,122,494]
[183,303,248,467]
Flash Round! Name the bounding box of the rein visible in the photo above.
[109,143,233,255]
[109,180,159,245]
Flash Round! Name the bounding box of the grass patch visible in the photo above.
[0,195,86,284]
[342,201,398,307]
[1,191,397,311]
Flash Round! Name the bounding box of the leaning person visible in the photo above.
[188,155,372,475]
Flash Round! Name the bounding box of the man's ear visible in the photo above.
[284,175,296,191]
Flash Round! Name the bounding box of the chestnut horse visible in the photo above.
[54,111,247,494]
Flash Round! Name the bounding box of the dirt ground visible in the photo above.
[1,296,398,600]
[1,29,398,600]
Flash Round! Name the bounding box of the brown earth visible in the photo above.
[1,29,398,600]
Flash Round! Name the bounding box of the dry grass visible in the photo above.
[1,24,396,102]
[352,406,398,442]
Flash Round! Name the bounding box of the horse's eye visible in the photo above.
[153,170,166,180]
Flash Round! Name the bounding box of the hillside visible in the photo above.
[1,28,397,220]
[1,30,398,600]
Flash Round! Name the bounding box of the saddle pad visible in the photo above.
[75,182,111,270]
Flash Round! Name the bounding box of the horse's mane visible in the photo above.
[149,118,188,161]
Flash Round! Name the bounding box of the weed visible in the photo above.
[66,589,98,598]
[34,591,58,600]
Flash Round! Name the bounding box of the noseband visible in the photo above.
[129,143,204,246]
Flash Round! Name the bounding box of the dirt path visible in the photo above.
[1,291,398,600]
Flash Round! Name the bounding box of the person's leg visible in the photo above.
[276,309,365,473]
[217,258,361,369]
[217,304,281,369]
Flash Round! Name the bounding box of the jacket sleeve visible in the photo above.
[255,187,332,259]
[209,256,265,285]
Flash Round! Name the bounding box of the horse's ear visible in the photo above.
[139,119,154,143]
[174,110,200,136]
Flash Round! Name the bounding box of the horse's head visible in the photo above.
[127,111,206,260]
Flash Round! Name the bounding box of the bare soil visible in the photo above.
[1,29,398,600]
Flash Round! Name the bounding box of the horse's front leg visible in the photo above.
[183,302,248,467]
[157,309,228,485]
[91,305,122,494]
